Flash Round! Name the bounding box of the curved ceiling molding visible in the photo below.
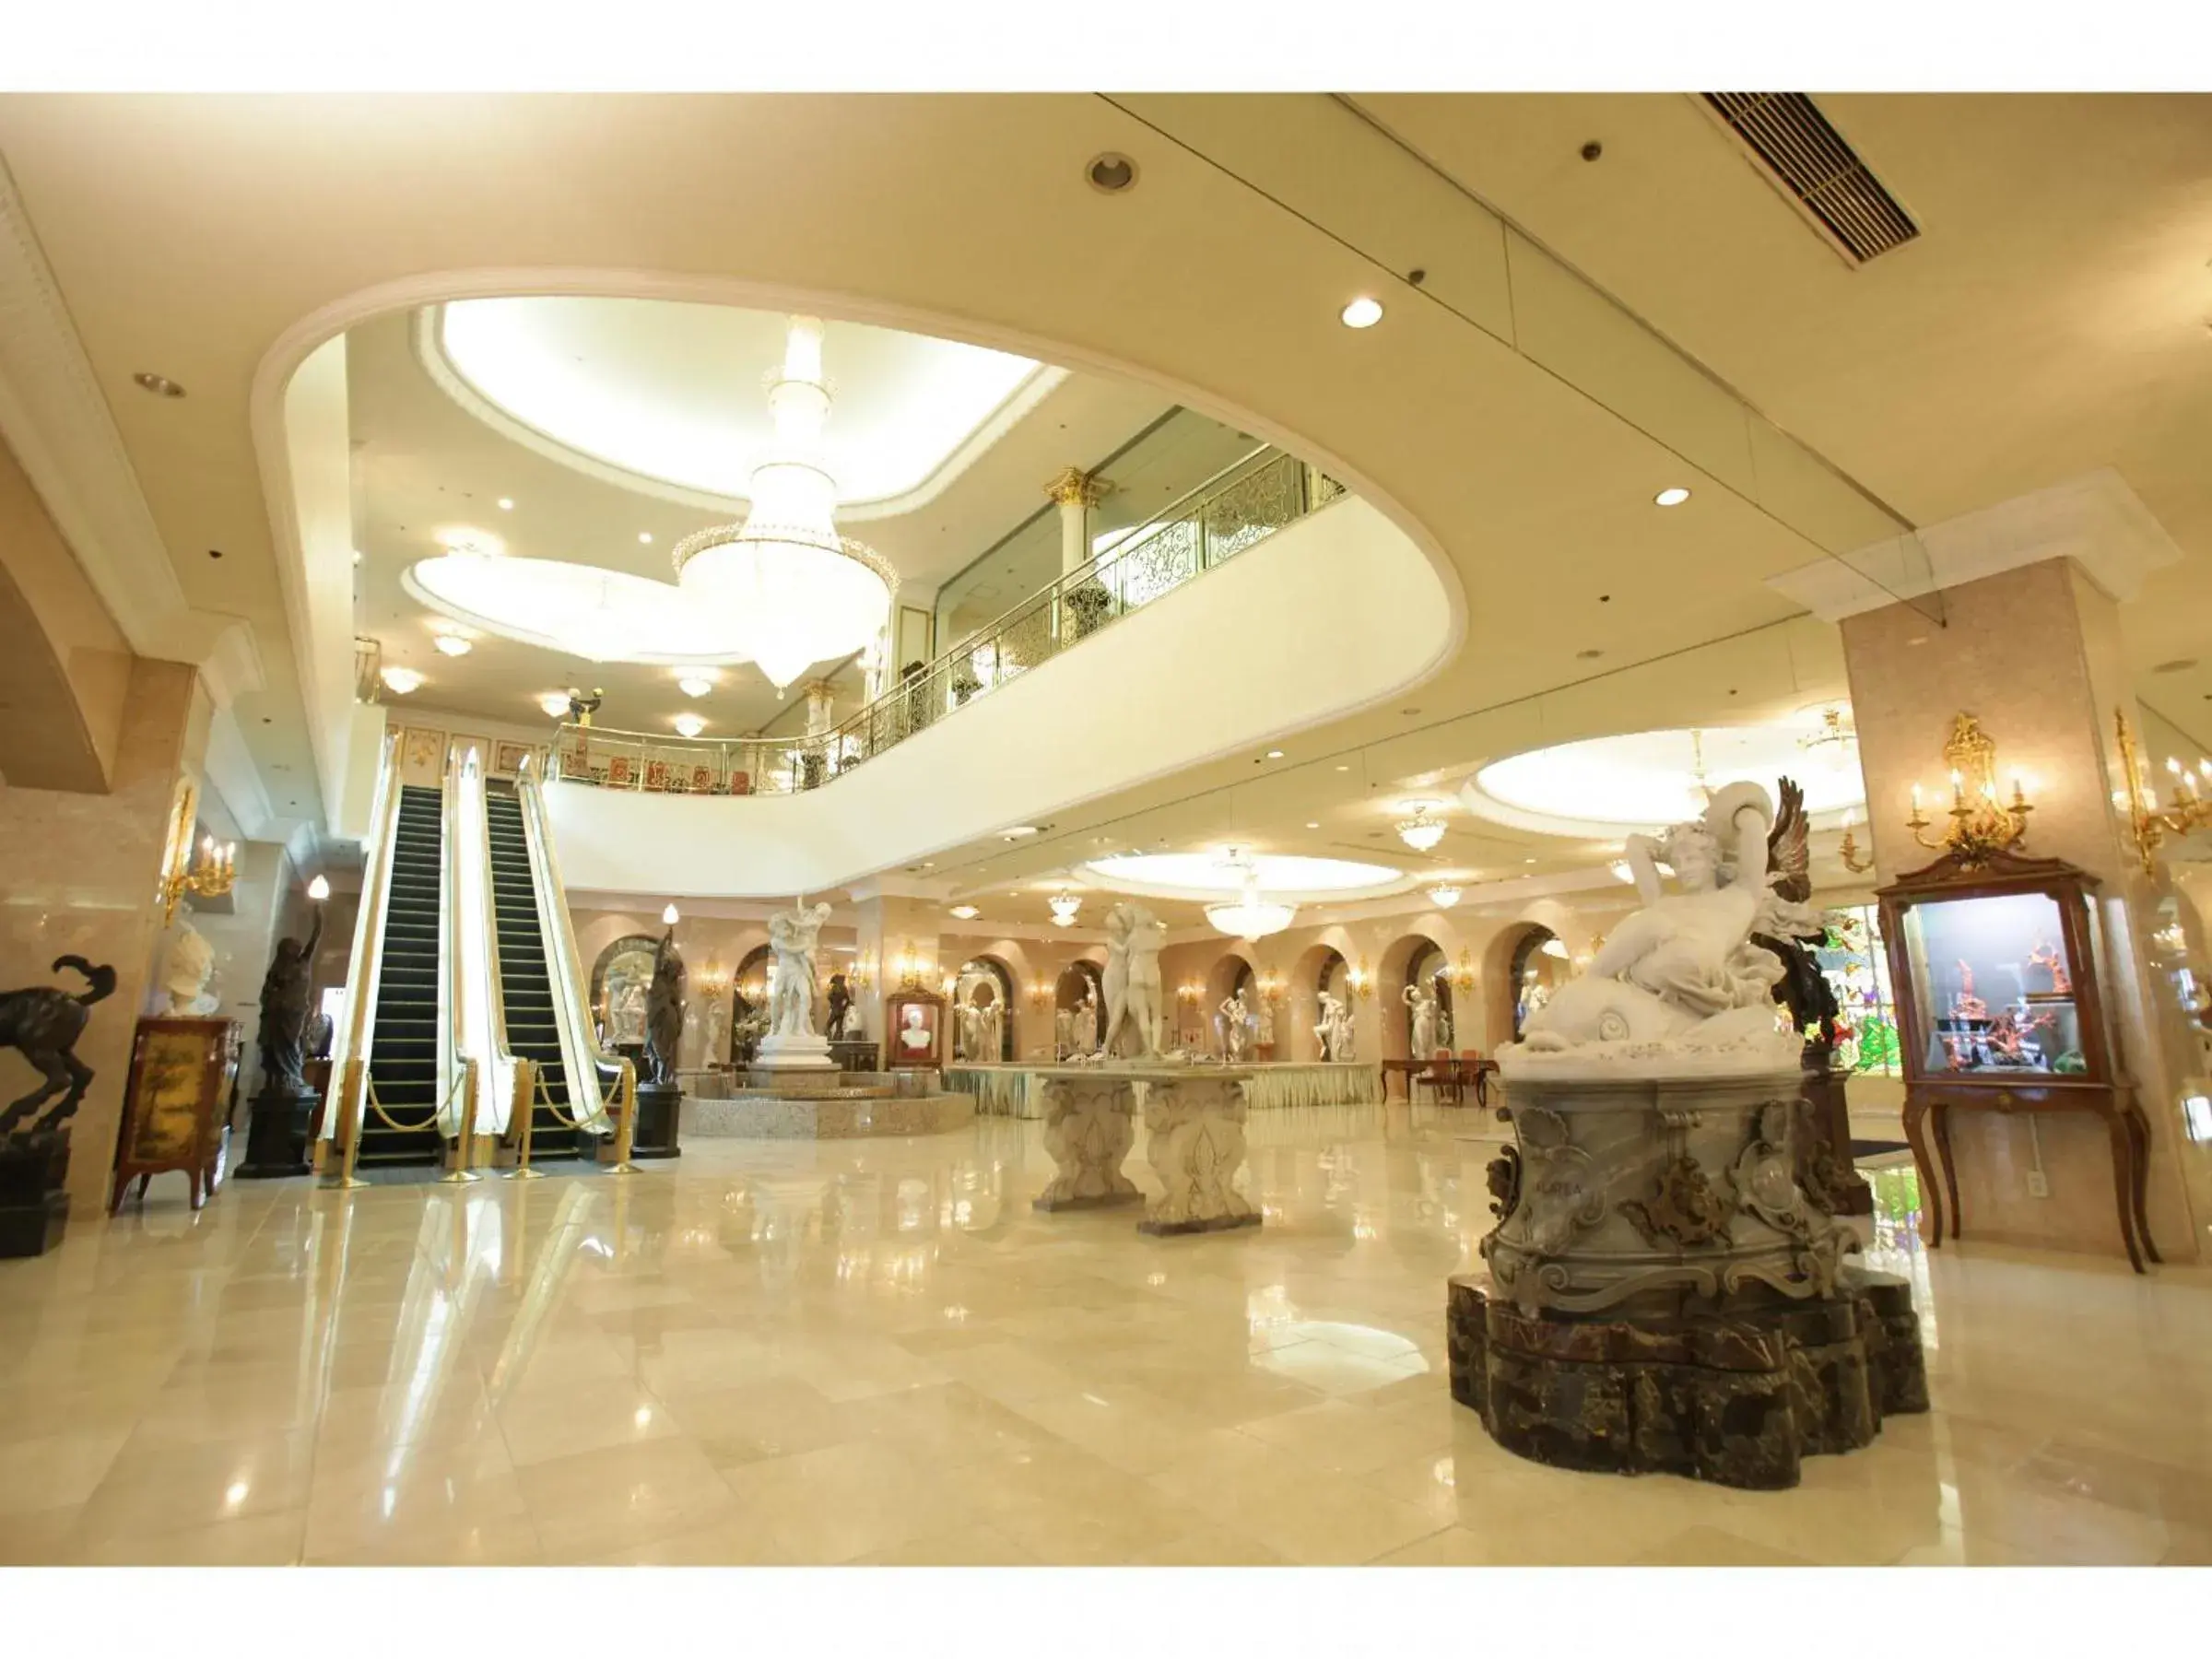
[403,555,758,666]
[1081,851,1413,903]
[1463,721,1865,840]
[412,299,1069,523]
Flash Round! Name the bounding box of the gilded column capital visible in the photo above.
[1043,466,1112,509]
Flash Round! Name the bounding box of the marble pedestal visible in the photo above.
[630,1080,682,1159]
[236,1083,316,1178]
[1033,1075,1139,1211]
[754,1032,837,1071]
[0,1129,69,1258]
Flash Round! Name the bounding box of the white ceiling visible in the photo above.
[432,297,1050,510]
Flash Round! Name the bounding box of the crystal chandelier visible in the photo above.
[672,316,895,690]
[1797,705,1859,775]
[1204,849,1296,941]
[1427,884,1461,908]
[1395,802,1446,852]
[1049,892,1081,926]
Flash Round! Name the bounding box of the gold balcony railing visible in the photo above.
[548,448,1347,796]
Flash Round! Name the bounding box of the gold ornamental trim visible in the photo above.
[1043,466,1112,509]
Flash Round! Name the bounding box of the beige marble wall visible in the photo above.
[1843,555,2211,1263]
[0,657,205,1214]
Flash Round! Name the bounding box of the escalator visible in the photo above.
[486,788,585,1159]
[359,783,445,1165]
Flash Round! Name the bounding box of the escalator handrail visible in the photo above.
[514,751,619,1132]
[443,745,523,1137]
[320,729,403,1147]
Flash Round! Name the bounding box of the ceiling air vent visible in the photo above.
[1703,93,1920,265]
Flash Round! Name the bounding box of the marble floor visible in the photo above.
[2,1105,2208,1567]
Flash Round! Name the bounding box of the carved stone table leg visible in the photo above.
[1033,1077,1139,1211]
[1137,1077,1259,1236]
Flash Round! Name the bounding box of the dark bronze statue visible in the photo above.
[643,928,686,1086]
[1750,778,1841,1052]
[0,956,117,1135]
[826,972,853,1042]
[255,910,324,1099]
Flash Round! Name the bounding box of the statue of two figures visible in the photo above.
[757,900,837,1069]
[1313,992,1355,1062]
[1096,901,1169,1061]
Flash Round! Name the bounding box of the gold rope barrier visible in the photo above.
[602,1058,641,1175]
[439,1059,483,1184]
[323,1056,370,1190]
[505,1058,545,1181]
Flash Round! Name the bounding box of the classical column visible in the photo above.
[1777,473,2212,1264]
[847,886,946,1062]
[803,679,838,739]
[1043,467,1111,578]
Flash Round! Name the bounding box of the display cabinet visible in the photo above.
[112,1017,240,1213]
[1877,848,2156,1270]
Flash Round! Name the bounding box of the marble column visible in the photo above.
[848,888,943,1060]
[0,657,209,1215]
[1825,477,2212,1263]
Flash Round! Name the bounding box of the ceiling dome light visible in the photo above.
[673,713,706,738]
[1340,297,1384,329]
[431,633,473,657]
[1204,850,1297,942]
[948,904,980,921]
[674,316,895,690]
[677,675,714,699]
[1654,487,1691,507]
[1049,893,1081,926]
[1427,884,1462,908]
[1395,802,1447,853]
[537,691,571,718]
[381,665,424,695]
[497,497,514,511]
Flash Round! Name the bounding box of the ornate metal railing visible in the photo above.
[548,448,1347,795]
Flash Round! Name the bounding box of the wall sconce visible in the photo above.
[1347,958,1374,1001]
[159,780,235,924]
[2117,707,2212,877]
[1027,980,1050,1009]
[848,954,874,993]
[1837,810,1874,876]
[1177,981,1203,1006]
[1452,949,1476,994]
[1904,712,2032,868]
[1257,971,1284,1005]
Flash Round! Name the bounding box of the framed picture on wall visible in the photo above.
[886,990,947,1068]
[493,741,533,777]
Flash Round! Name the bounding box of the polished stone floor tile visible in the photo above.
[5,1104,2210,1566]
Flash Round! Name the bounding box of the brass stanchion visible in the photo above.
[324,1056,369,1189]
[604,1060,641,1175]
[506,1059,546,1181]
[440,1060,483,1184]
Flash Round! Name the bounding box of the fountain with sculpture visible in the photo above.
[1450,779,1926,1488]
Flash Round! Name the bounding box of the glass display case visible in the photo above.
[1876,847,2155,1271]
[1814,906,1901,1077]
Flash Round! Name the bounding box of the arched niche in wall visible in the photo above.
[1053,959,1103,1058]
[1380,931,1455,1062]
[954,953,1016,1061]
[590,933,661,1049]
[1487,922,1568,1045]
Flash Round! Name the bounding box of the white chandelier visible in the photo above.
[1395,802,1447,852]
[1427,884,1461,908]
[1204,849,1296,941]
[672,316,895,690]
[1049,892,1081,926]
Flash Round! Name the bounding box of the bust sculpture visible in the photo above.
[766,901,833,1039]
[643,928,687,1086]
[1512,781,1794,1069]
[1099,902,1167,1059]
[255,910,324,1099]
[159,923,220,1017]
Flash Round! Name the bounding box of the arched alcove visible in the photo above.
[953,953,1017,1061]
[1486,922,1569,1047]
[1380,931,1456,1063]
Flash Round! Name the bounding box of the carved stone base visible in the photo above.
[1034,1077,1139,1211]
[0,1130,71,1259]
[752,1032,837,1071]
[1446,1268,1928,1489]
[236,1085,316,1178]
[1140,1076,1257,1236]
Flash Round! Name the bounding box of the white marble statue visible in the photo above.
[766,900,833,1038]
[1331,998,1356,1063]
[1218,989,1252,1063]
[1075,988,1100,1053]
[1405,981,1440,1059]
[702,993,729,1068]
[976,997,1004,1061]
[159,922,220,1017]
[1314,992,1344,1061]
[1100,902,1167,1059]
[957,1001,981,1060]
[1256,998,1276,1053]
[1054,1006,1075,1059]
[1510,780,1794,1073]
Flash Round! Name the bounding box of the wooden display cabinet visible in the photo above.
[1877,848,2156,1271]
[112,1017,241,1213]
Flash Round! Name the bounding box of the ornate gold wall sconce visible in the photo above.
[1257,971,1285,1005]
[1904,713,2032,867]
[1027,980,1050,1010]
[1347,957,1374,1001]
[2116,707,2212,877]
[158,780,236,924]
[1177,981,1203,1007]
[1451,949,1477,994]
[1837,810,1875,876]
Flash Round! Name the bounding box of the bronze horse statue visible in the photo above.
[0,956,117,1136]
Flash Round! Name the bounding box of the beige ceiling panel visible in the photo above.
[1744,416,1926,569]
[1501,228,1758,500]
[1115,94,1515,344]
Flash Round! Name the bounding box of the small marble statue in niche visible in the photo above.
[1314,991,1345,1061]
[1404,981,1440,1058]
[1218,989,1253,1062]
[1256,997,1277,1055]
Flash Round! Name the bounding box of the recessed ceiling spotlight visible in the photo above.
[1335,764,1350,772]
[497,498,514,511]
[1654,487,1691,507]
[133,371,184,397]
[1524,857,1536,865]
[949,904,981,920]
[677,674,714,698]
[1086,152,1139,194]
[1265,749,1285,759]
[537,691,571,718]
[638,532,654,545]
[381,665,424,696]
[431,633,472,657]
[1340,297,1384,329]
[673,713,706,738]
[1002,825,1041,840]
[1306,821,1320,830]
